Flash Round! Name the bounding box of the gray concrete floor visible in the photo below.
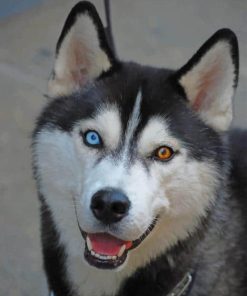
[0,1,246,295]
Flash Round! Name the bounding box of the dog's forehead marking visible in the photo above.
[122,89,142,160]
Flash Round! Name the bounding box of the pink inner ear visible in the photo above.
[70,38,91,87]
[193,62,222,111]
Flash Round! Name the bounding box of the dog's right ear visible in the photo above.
[48,1,116,97]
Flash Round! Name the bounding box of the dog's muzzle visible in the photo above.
[75,188,158,269]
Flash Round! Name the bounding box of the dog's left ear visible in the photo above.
[175,29,239,131]
[48,1,116,97]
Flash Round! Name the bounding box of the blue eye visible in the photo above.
[83,130,102,148]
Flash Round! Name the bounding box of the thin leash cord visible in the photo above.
[104,0,117,56]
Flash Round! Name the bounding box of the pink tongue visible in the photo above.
[88,233,132,256]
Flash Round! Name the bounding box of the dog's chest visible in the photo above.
[66,254,128,296]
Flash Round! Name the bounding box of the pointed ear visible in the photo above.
[175,29,239,131]
[48,1,117,97]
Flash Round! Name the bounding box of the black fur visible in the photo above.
[39,196,74,296]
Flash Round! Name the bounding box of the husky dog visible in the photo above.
[32,1,247,296]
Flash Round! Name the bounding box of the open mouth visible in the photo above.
[78,218,158,269]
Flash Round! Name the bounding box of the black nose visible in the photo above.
[91,189,130,224]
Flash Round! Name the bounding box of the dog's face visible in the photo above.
[33,2,238,271]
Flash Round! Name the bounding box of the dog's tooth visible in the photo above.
[90,250,117,261]
[118,245,126,257]
[86,236,92,251]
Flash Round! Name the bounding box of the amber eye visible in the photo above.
[154,146,174,161]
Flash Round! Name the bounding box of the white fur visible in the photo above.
[34,106,220,296]
[122,90,142,157]
[179,41,236,131]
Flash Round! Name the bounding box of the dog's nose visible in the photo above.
[91,189,130,224]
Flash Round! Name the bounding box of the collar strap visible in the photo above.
[167,272,193,296]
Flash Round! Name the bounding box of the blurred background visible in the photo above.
[0,0,246,295]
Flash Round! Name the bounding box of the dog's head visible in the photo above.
[33,1,238,270]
